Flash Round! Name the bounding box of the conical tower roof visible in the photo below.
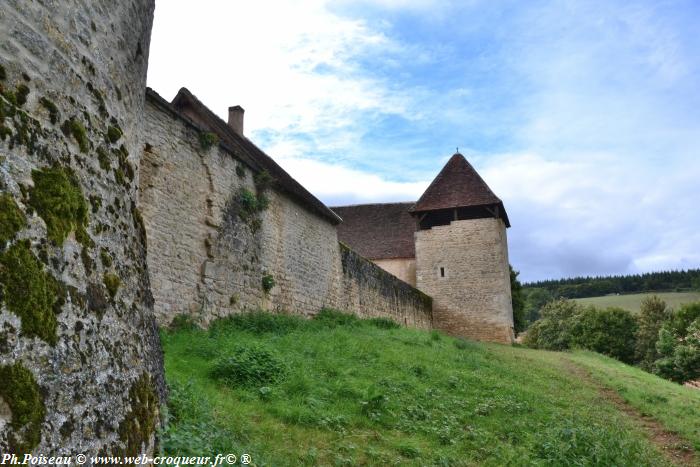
[410,153,509,226]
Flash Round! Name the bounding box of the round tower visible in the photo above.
[0,1,162,455]
[412,153,514,343]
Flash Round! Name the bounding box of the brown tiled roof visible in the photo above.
[411,153,502,212]
[332,203,417,259]
[167,87,341,225]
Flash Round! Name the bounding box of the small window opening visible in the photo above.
[440,267,445,278]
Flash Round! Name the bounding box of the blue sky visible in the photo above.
[147,0,700,282]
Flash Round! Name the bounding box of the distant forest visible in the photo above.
[523,269,700,299]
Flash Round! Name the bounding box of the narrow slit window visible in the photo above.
[440,267,445,278]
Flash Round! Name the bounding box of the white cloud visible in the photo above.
[148,0,415,154]
[481,152,700,281]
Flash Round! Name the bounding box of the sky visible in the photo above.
[147,0,700,282]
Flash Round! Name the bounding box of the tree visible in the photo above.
[510,265,526,334]
[635,295,670,370]
[653,303,700,383]
[523,287,554,324]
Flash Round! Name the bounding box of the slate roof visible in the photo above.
[163,87,341,225]
[332,203,417,259]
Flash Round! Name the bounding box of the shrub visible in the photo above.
[210,345,287,388]
[571,307,638,363]
[525,301,638,363]
[523,299,582,350]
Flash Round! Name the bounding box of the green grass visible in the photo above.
[160,310,684,466]
[574,292,700,313]
[567,350,700,451]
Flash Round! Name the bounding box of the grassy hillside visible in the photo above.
[160,311,699,466]
[573,291,700,313]
[568,351,700,450]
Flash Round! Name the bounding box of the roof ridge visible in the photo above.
[331,201,416,208]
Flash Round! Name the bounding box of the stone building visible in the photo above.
[333,153,515,343]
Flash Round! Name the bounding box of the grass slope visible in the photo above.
[573,292,700,313]
[567,351,700,451]
[160,311,693,466]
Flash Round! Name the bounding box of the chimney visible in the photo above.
[228,105,244,135]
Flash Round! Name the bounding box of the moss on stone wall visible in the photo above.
[103,272,121,299]
[97,147,111,171]
[61,118,89,153]
[0,241,60,344]
[117,373,158,456]
[0,194,26,245]
[106,125,122,144]
[0,362,46,454]
[28,166,89,246]
[261,274,275,293]
[39,97,59,125]
[15,85,29,107]
[100,248,113,267]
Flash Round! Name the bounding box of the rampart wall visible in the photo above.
[140,96,432,329]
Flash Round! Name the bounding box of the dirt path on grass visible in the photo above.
[562,359,697,466]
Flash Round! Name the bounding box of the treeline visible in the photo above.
[524,297,700,384]
[523,269,700,299]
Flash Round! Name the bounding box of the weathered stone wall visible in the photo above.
[141,97,263,326]
[0,0,162,456]
[259,190,342,316]
[339,245,432,328]
[141,97,432,329]
[141,98,344,325]
[416,218,514,343]
[373,258,416,287]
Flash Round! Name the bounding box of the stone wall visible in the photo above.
[415,218,514,343]
[339,245,432,328]
[0,0,162,456]
[141,97,431,329]
[373,258,416,286]
[141,96,263,326]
